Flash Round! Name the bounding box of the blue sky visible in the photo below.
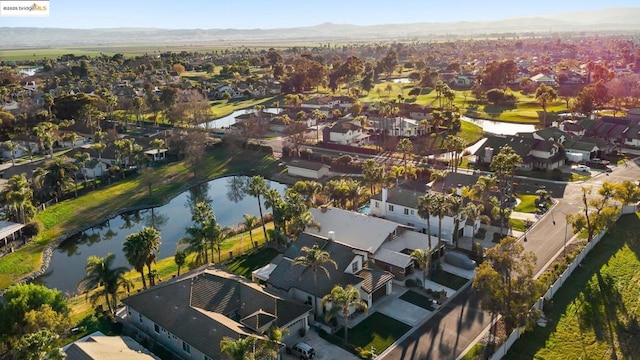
[3,0,639,29]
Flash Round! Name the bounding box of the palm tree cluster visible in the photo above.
[178,201,227,266]
[77,253,132,315]
[323,178,367,210]
[122,227,161,289]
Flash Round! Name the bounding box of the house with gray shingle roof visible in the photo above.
[474,135,565,171]
[120,268,311,360]
[264,231,394,320]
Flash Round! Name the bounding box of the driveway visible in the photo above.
[284,327,359,360]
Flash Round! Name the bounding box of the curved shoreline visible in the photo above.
[10,170,272,292]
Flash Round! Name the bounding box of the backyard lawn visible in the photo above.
[514,194,538,213]
[336,312,411,355]
[430,271,470,290]
[399,290,437,311]
[506,213,640,360]
[225,247,280,278]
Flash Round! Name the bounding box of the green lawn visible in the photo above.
[514,194,538,213]
[509,218,526,232]
[430,271,470,290]
[0,148,278,290]
[506,213,640,360]
[399,290,437,311]
[225,247,280,278]
[336,312,411,355]
[458,121,484,146]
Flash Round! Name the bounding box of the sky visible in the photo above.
[2,0,639,29]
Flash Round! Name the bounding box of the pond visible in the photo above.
[36,176,286,295]
[461,115,536,135]
[201,107,281,129]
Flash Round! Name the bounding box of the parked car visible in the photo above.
[290,342,315,359]
[575,165,591,173]
[586,158,610,169]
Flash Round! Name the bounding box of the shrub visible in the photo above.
[334,154,353,166]
[475,228,487,239]
[23,221,42,238]
[551,168,563,180]
[405,278,417,287]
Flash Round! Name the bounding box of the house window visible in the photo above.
[375,201,380,208]
[182,342,191,354]
[306,296,313,305]
[154,324,160,333]
[139,314,143,323]
[352,262,359,272]
[404,208,409,215]
[388,205,394,211]
[410,209,415,215]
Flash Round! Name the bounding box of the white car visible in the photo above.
[575,165,591,173]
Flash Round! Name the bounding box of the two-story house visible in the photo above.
[322,121,368,145]
[474,135,565,171]
[121,268,311,360]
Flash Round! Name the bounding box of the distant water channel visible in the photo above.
[201,107,281,129]
[36,176,286,295]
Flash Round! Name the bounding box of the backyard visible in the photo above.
[506,213,640,359]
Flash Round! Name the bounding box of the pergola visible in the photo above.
[0,220,25,248]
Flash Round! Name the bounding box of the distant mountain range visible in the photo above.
[1,7,639,49]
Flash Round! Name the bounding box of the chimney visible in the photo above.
[381,186,388,213]
[456,184,462,196]
[328,231,335,241]
[320,205,328,213]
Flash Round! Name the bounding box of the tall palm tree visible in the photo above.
[322,284,368,344]
[74,151,90,189]
[396,138,414,171]
[174,249,187,276]
[125,227,161,287]
[431,193,450,261]
[411,248,434,285]
[472,175,498,202]
[247,176,269,243]
[417,193,436,249]
[535,84,558,128]
[3,140,18,165]
[447,195,464,248]
[292,245,337,288]
[42,157,78,201]
[242,214,259,248]
[123,233,148,289]
[77,253,130,315]
[2,174,34,224]
[461,202,490,237]
[178,232,208,266]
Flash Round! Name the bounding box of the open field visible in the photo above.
[506,213,640,360]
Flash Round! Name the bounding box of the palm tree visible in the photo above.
[63,132,80,149]
[220,336,261,360]
[396,138,414,172]
[124,227,161,287]
[461,202,490,238]
[43,93,54,116]
[241,214,259,248]
[292,245,337,288]
[247,176,269,243]
[447,195,464,248]
[535,84,558,128]
[123,233,148,289]
[429,169,449,186]
[3,140,18,165]
[2,174,34,224]
[411,248,434,285]
[178,232,208,266]
[322,284,368,344]
[174,249,187,276]
[41,157,78,201]
[417,193,436,249]
[431,193,450,261]
[472,175,498,202]
[77,253,130,315]
[74,151,90,189]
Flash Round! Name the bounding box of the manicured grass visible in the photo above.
[336,312,412,354]
[0,148,278,290]
[430,271,470,290]
[458,121,484,146]
[399,290,437,311]
[509,218,526,232]
[514,194,538,213]
[225,247,280,278]
[460,343,486,360]
[506,214,640,360]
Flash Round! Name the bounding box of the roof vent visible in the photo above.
[328,231,335,241]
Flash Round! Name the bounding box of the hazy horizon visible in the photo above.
[1,0,639,30]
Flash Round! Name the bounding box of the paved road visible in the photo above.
[382,159,640,360]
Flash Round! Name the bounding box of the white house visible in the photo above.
[322,121,368,145]
[530,73,558,87]
[286,159,330,179]
[369,186,477,242]
[62,332,159,360]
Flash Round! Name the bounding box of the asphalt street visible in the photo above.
[382,159,640,360]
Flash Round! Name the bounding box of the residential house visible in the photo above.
[264,232,393,320]
[11,134,41,154]
[62,332,159,360]
[474,135,565,171]
[530,73,558,87]
[322,121,368,145]
[369,184,478,242]
[562,139,599,163]
[121,268,311,360]
[286,160,331,179]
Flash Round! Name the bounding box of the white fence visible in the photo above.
[489,215,617,360]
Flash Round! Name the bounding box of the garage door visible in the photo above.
[285,318,305,338]
[372,285,387,303]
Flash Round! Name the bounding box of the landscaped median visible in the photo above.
[0,148,278,290]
